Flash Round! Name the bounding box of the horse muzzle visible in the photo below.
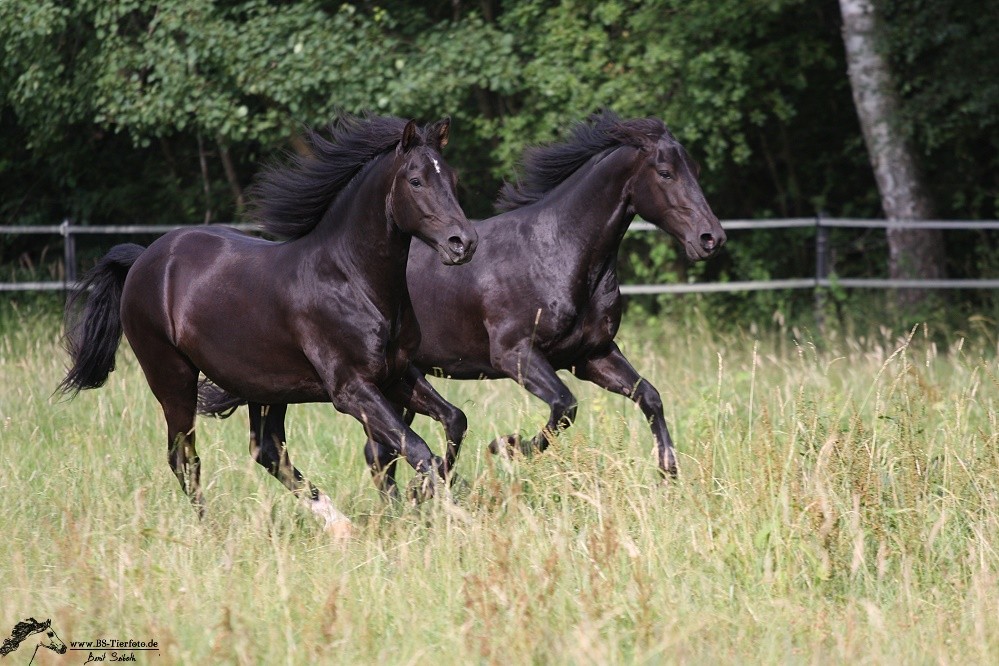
[436,228,478,265]
[685,223,726,261]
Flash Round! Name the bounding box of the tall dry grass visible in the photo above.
[1,301,997,664]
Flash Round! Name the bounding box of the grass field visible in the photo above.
[2,300,998,665]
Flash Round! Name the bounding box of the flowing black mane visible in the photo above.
[1,618,50,655]
[252,114,418,239]
[496,110,674,212]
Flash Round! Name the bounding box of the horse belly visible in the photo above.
[194,344,328,404]
[412,318,495,379]
[175,293,338,403]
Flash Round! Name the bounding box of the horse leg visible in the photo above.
[489,344,577,455]
[248,403,304,490]
[247,402,351,535]
[573,342,677,478]
[364,433,401,500]
[386,366,468,477]
[167,411,203,517]
[135,344,205,516]
[333,380,446,501]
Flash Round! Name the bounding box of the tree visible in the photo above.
[838,0,946,308]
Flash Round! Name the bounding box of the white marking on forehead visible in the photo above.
[431,157,441,174]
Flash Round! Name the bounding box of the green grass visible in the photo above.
[2,300,998,664]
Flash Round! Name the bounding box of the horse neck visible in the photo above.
[541,145,640,268]
[308,155,413,307]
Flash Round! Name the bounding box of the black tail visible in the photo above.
[59,243,146,395]
[197,379,247,418]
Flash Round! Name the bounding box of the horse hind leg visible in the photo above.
[248,403,351,537]
[249,403,306,492]
[137,347,205,516]
[168,426,203,517]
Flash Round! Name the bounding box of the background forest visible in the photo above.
[1,0,997,322]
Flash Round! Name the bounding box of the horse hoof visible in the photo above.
[488,434,521,456]
[407,473,439,504]
[378,484,402,504]
[659,465,679,483]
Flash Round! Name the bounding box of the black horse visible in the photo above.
[60,114,477,535]
[373,111,726,488]
[202,111,725,495]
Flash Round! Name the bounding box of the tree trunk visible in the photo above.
[216,137,245,216]
[838,0,945,308]
[196,132,213,225]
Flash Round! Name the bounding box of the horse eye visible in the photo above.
[409,178,422,188]
[658,170,673,180]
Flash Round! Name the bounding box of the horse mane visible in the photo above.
[495,110,674,212]
[0,617,50,655]
[251,114,419,240]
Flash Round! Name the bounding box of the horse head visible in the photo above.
[0,617,67,658]
[37,623,67,656]
[627,126,726,261]
[387,117,477,265]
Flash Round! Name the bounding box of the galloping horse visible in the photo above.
[60,115,477,534]
[202,111,725,495]
[373,111,726,488]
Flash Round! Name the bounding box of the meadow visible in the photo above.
[1,299,997,665]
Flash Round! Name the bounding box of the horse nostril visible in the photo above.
[448,236,465,256]
[700,233,716,251]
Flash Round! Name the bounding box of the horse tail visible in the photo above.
[59,243,146,395]
[197,379,247,418]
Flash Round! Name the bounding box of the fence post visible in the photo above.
[814,211,829,333]
[61,217,76,291]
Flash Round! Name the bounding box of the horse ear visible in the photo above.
[398,119,419,154]
[433,116,451,150]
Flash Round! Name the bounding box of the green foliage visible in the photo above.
[0,0,858,220]
[880,0,999,217]
[1,0,995,319]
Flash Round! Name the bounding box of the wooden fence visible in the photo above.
[2,217,998,294]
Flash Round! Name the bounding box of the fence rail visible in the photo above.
[2,217,997,294]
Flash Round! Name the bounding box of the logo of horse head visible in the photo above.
[1,618,67,664]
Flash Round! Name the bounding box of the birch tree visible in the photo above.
[838,0,945,307]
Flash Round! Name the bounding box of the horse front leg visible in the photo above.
[333,379,447,502]
[386,365,468,478]
[573,342,677,478]
[247,402,350,535]
[489,342,577,456]
[364,434,402,500]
